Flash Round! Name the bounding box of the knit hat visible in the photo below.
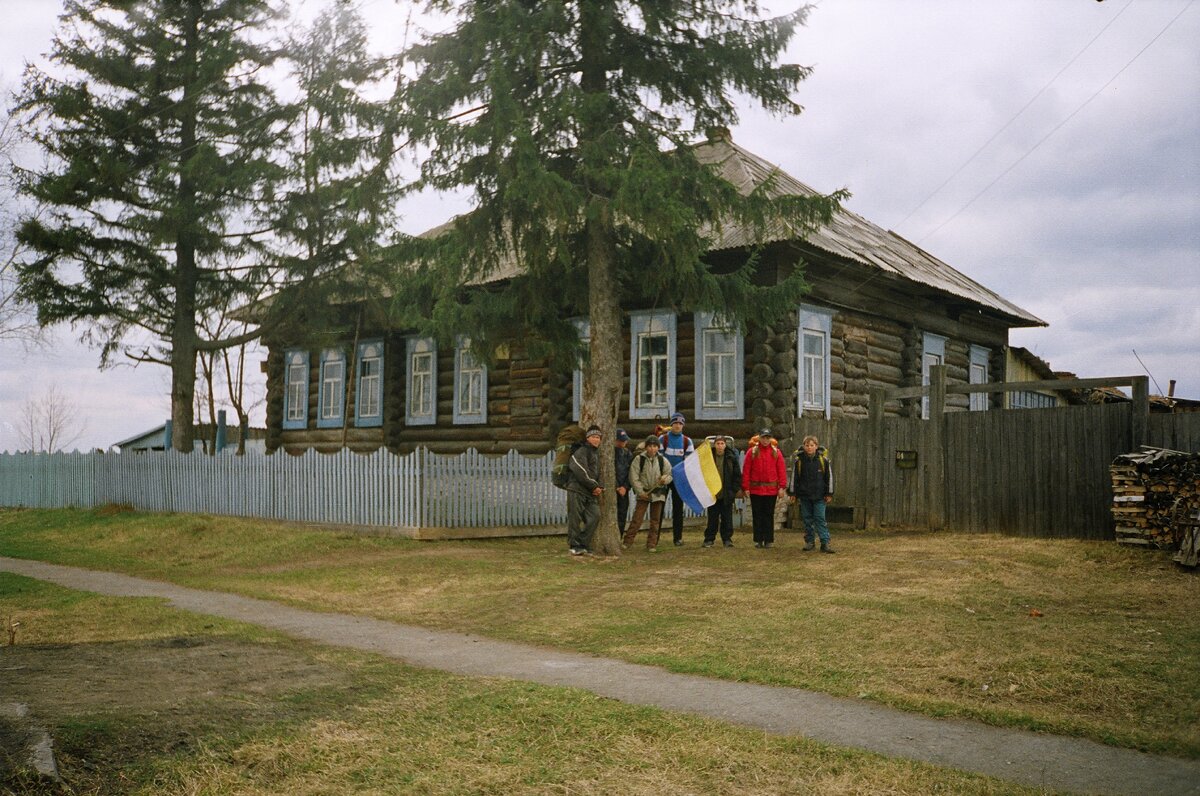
[585,425,602,438]
[615,428,630,442]
[644,435,660,447]
[670,412,686,425]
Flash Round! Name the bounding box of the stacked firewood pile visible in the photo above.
[1111,447,1200,567]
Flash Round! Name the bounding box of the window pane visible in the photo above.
[652,358,667,405]
[639,358,654,404]
[720,355,736,404]
[637,331,669,407]
[287,363,306,420]
[704,357,719,404]
[360,358,380,418]
[802,331,826,409]
[411,352,433,416]
[321,360,344,419]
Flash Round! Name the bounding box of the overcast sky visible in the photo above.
[1,0,1197,452]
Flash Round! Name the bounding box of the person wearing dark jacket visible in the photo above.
[567,426,604,555]
[702,435,742,548]
[614,428,633,537]
[788,435,835,553]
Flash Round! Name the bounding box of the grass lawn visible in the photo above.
[2,507,1198,761]
[0,572,1048,795]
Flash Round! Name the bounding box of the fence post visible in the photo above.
[1131,376,1149,451]
[866,387,886,529]
[927,365,946,531]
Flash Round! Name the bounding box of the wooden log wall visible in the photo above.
[832,311,910,420]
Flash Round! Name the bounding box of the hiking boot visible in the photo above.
[723,540,734,548]
[702,540,715,548]
[802,541,815,551]
[820,544,836,554]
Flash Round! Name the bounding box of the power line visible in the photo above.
[895,0,1135,230]
[916,0,1195,245]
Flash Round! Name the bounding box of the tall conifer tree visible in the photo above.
[13,0,287,451]
[267,4,398,307]
[396,1,842,555]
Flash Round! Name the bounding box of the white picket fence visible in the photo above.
[0,448,569,530]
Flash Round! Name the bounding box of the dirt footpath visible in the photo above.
[4,556,1198,796]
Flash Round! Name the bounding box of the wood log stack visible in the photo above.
[1110,447,1200,567]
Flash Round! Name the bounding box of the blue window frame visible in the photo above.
[406,336,437,426]
[628,310,676,420]
[798,304,833,419]
[282,349,310,430]
[922,332,948,419]
[969,345,990,412]
[571,318,590,422]
[316,348,347,429]
[694,311,743,420]
[355,340,384,428]
[453,337,488,425]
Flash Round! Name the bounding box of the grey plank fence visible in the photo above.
[796,370,1200,539]
[0,448,571,532]
[0,445,712,534]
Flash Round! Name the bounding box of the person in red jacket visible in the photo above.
[740,428,788,548]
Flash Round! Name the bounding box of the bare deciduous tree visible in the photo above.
[18,384,86,453]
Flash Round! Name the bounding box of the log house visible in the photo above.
[262,135,1044,455]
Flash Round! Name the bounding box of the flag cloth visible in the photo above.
[672,440,722,515]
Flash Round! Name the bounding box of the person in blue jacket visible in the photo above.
[659,412,694,546]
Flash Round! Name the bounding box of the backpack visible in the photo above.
[792,447,829,473]
[551,424,586,490]
[633,453,669,494]
[749,442,782,463]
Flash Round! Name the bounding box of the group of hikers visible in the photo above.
[564,413,835,556]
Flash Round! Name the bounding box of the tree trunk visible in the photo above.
[582,206,623,556]
[171,0,202,454]
[578,3,621,557]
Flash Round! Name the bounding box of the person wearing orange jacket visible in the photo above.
[740,428,788,548]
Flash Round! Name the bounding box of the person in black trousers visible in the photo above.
[702,435,742,548]
[614,428,633,537]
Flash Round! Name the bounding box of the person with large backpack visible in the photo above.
[622,436,672,552]
[741,428,788,548]
[659,412,694,546]
[565,425,604,555]
[551,424,587,490]
[788,434,836,553]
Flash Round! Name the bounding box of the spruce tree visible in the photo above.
[13,0,287,451]
[266,3,398,313]
[394,1,842,555]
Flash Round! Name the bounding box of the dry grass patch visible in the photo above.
[0,573,1045,796]
[3,508,1197,757]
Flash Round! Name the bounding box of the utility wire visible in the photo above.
[916,0,1195,245]
[1131,348,1165,396]
[895,0,1135,230]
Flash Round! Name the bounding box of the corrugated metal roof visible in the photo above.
[694,136,1044,326]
